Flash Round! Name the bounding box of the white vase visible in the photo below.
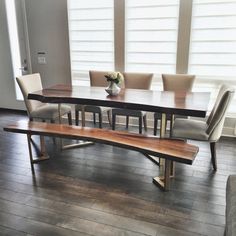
[105,81,121,96]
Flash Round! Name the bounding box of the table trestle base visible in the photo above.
[61,141,94,150]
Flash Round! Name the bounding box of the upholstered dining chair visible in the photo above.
[172,84,234,171]
[112,72,153,134]
[153,74,196,136]
[75,70,114,128]
[16,73,72,124]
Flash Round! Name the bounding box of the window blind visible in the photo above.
[125,0,180,76]
[67,0,114,86]
[189,0,236,114]
[189,0,236,79]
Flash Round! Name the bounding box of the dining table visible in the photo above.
[28,84,210,125]
[28,84,211,187]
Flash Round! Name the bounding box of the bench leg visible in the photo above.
[27,134,50,170]
[153,159,172,191]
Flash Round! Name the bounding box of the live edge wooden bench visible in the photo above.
[4,121,199,191]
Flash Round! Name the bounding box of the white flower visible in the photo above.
[105,72,124,85]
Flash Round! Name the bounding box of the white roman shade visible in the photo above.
[125,0,180,75]
[189,0,236,78]
[67,0,114,86]
[189,0,236,114]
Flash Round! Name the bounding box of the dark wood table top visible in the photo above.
[28,84,211,117]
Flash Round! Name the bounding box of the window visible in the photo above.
[189,0,236,114]
[68,0,236,114]
[189,0,236,79]
[125,0,180,75]
[67,0,114,86]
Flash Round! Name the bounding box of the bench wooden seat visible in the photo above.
[4,121,199,191]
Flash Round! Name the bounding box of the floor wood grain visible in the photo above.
[0,109,235,236]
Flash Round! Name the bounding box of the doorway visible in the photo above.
[5,0,31,100]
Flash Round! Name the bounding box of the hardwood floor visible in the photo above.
[0,109,235,236]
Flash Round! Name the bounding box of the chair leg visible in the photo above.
[139,116,142,134]
[210,142,217,171]
[67,112,72,125]
[75,110,79,126]
[153,118,158,136]
[143,115,147,131]
[126,116,129,129]
[112,114,116,130]
[169,114,174,138]
[165,117,168,133]
[93,113,96,124]
[98,113,102,128]
[107,110,112,126]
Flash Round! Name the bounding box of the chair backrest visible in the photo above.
[89,70,113,87]
[162,74,195,92]
[206,84,235,141]
[16,73,43,116]
[123,72,153,89]
[89,70,125,88]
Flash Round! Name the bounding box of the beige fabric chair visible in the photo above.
[172,84,234,170]
[16,73,72,124]
[75,70,114,128]
[112,72,153,134]
[154,74,196,136]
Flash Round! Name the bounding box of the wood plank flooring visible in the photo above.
[0,109,236,236]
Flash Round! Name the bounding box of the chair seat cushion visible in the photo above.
[30,104,71,120]
[172,118,209,141]
[75,104,111,113]
[112,108,146,117]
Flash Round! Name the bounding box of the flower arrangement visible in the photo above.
[104,72,124,86]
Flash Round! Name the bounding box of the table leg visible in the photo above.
[145,113,168,165]
[150,113,175,191]
[160,113,167,138]
[58,104,93,150]
[153,159,171,191]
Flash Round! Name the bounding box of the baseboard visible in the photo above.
[0,107,27,114]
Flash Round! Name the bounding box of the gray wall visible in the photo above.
[0,0,71,110]
[25,0,71,88]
